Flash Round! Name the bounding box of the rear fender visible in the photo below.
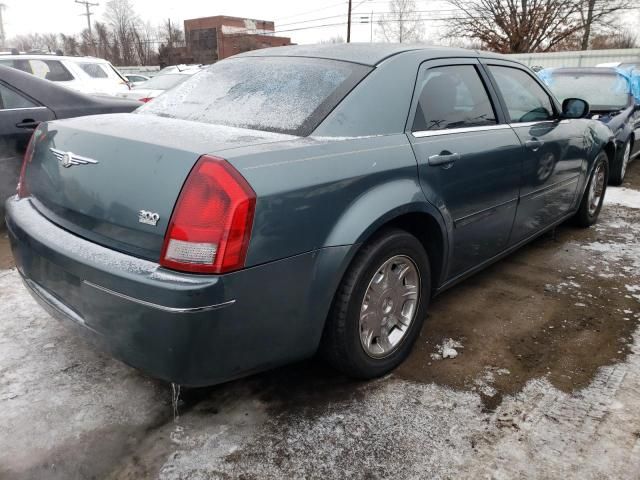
[324,178,444,247]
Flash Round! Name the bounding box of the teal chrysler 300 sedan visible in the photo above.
[6,45,614,386]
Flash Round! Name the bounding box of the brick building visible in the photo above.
[182,16,292,64]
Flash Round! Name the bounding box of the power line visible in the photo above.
[75,0,99,37]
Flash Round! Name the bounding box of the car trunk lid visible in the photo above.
[24,113,297,261]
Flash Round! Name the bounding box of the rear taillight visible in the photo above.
[17,131,37,198]
[160,155,256,274]
[139,97,153,103]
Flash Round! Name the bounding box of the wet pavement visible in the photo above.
[1,164,639,479]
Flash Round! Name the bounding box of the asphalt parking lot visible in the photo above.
[1,161,639,480]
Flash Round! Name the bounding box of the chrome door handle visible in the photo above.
[525,139,544,151]
[428,152,460,167]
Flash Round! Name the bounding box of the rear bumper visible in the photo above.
[5,196,350,386]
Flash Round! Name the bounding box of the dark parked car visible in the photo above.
[6,45,615,386]
[0,64,140,152]
[539,67,640,185]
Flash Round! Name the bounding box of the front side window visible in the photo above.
[412,65,497,132]
[489,66,555,123]
[0,83,37,109]
[79,62,109,78]
[138,57,371,136]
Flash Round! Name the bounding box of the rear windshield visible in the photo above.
[136,73,191,90]
[547,72,630,110]
[138,57,371,136]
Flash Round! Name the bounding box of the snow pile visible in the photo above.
[604,187,640,209]
[0,269,168,476]
[158,380,485,480]
[430,338,464,360]
[626,284,640,303]
[580,201,640,276]
[463,326,640,478]
[473,367,511,398]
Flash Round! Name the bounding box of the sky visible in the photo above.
[2,0,638,46]
[1,0,462,45]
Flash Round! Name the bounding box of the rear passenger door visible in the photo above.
[0,81,54,151]
[408,59,523,279]
[484,62,585,244]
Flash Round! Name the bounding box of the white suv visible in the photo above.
[0,54,130,96]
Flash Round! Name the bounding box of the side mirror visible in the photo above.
[561,98,590,119]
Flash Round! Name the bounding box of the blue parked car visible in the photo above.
[539,67,640,185]
[6,45,614,386]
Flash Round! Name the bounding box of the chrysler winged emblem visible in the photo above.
[50,148,99,168]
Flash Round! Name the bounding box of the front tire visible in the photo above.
[321,228,431,379]
[610,139,631,186]
[574,151,608,228]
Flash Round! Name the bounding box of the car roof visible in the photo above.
[233,43,503,66]
[0,54,110,63]
[0,64,138,109]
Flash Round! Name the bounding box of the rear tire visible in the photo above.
[574,151,608,228]
[609,139,631,186]
[321,228,431,379]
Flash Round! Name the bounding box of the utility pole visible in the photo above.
[370,11,373,43]
[75,0,99,38]
[347,0,352,43]
[0,4,6,50]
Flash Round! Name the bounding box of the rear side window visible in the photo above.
[489,66,555,123]
[79,62,109,78]
[138,57,372,136]
[0,83,37,109]
[412,65,497,132]
[31,60,74,82]
[0,59,32,73]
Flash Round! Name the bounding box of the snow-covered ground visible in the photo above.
[1,181,639,479]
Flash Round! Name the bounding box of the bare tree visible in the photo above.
[132,21,156,65]
[591,30,638,49]
[9,33,47,51]
[446,0,586,53]
[577,0,633,50]
[79,28,94,56]
[378,0,423,43]
[42,33,61,52]
[104,0,138,64]
[159,19,184,48]
[320,36,345,44]
[93,21,111,61]
[60,33,79,56]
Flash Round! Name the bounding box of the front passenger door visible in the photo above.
[485,63,584,244]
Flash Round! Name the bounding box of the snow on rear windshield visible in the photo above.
[137,57,370,136]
